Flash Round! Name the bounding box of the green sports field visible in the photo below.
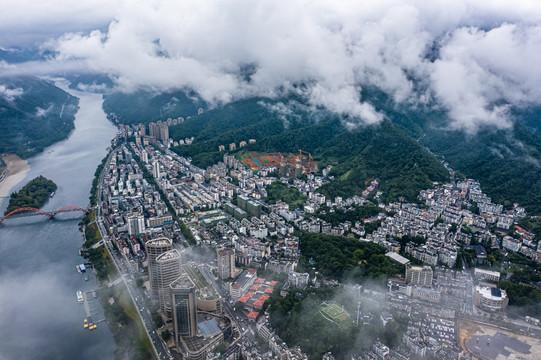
[321,303,348,321]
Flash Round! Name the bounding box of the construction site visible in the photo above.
[238,150,318,177]
[458,319,541,360]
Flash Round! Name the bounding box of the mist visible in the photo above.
[2,0,541,131]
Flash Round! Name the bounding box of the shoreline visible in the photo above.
[0,154,31,199]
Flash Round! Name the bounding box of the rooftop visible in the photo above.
[156,249,181,262]
[232,270,255,289]
[386,252,410,265]
[170,273,195,290]
[198,319,221,338]
[147,237,172,247]
[183,262,220,300]
[476,285,507,300]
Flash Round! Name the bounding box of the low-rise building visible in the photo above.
[474,286,508,311]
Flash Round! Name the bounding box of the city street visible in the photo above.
[96,153,172,360]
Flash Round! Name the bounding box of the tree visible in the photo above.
[152,311,164,328]
[214,343,227,354]
[161,329,172,342]
[353,249,365,263]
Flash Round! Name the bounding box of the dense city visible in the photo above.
[84,120,541,360]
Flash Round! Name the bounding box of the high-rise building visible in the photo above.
[139,124,146,137]
[279,158,287,177]
[146,237,173,297]
[148,122,158,138]
[237,195,248,211]
[295,157,302,178]
[156,249,182,315]
[405,265,433,288]
[159,122,169,142]
[153,160,161,179]
[141,149,149,164]
[127,211,145,236]
[170,274,198,340]
[217,248,235,280]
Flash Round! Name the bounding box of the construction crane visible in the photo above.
[288,153,299,163]
[299,149,314,173]
[364,177,374,186]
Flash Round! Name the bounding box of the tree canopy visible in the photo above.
[5,175,57,215]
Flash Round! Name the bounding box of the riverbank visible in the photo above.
[81,149,156,360]
[0,83,118,360]
[0,154,30,198]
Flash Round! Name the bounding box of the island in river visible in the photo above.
[4,175,57,215]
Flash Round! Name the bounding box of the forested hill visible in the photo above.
[102,89,205,125]
[166,96,449,203]
[360,88,541,214]
[0,75,79,158]
[102,86,541,213]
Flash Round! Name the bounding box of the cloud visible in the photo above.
[429,24,541,132]
[3,0,541,131]
[0,0,117,46]
[35,104,54,117]
[0,84,24,101]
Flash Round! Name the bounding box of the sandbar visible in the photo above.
[0,154,30,198]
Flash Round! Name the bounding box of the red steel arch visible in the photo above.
[0,207,52,225]
[50,205,88,218]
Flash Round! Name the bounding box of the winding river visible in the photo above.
[0,81,117,360]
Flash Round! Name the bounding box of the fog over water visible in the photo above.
[0,82,117,360]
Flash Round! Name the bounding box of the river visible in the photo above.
[0,81,117,360]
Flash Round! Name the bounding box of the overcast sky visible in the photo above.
[2,0,541,132]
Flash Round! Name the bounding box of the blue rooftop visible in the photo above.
[198,319,221,337]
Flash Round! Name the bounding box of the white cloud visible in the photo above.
[429,24,541,132]
[0,85,23,101]
[3,0,541,131]
[35,104,54,117]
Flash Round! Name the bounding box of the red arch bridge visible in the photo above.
[0,206,90,225]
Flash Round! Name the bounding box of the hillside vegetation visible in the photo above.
[164,96,448,202]
[101,86,541,212]
[360,87,541,214]
[102,89,205,125]
[0,76,79,158]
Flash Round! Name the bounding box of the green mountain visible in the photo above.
[360,88,541,213]
[166,96,449,202]
[102,89,205,125]
[0,75,79,158]
[101,86,541,212]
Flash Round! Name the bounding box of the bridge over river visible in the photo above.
[0,205,91,225]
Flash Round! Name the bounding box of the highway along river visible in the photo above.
[0,80,117,359]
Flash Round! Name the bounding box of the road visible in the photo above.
[96,149,172,360]
[96,146,246,360]
[196,263,245,335]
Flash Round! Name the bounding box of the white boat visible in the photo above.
[76,290,84,303]
[50,191,55,198]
